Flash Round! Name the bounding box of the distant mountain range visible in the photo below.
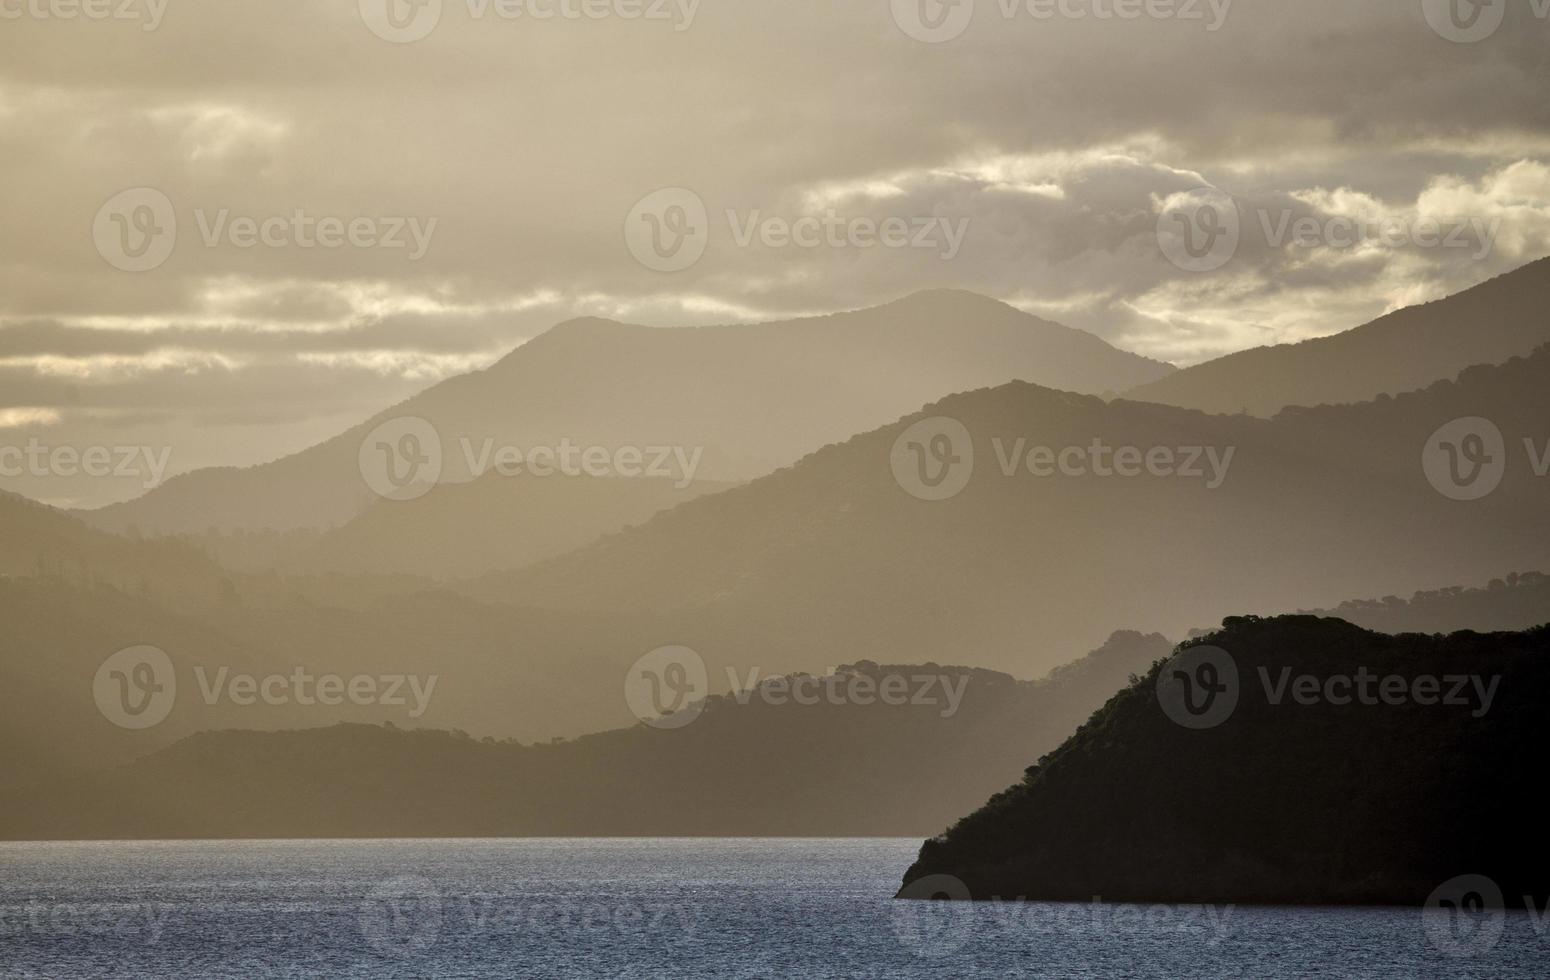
[0,489,221,601]
[1125,256,1550,416]
[2,632,1173,839]
[80,290,1172,535]
[457,346,1550,689]
[9,334,1550,751]
[1300,571,1550,637]
[283,473,736,579]
[899,616,1550,906]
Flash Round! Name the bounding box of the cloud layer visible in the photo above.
[2,0,1549,505]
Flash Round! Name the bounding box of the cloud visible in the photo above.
[1,0,1548,505]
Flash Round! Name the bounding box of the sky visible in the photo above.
[2,0,1549,505]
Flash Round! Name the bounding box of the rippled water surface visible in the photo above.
[1,838,1544,978]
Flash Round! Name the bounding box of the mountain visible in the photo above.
[1300,571,1550,636]
[284,472,736,579]
[1,632,1174,839]
[1125,256,1550,416]
[459,347,1550,690]
[0,488,228,603]
[79,291,1174,535]
[12,345,1550,754]
[898,616,1550,906]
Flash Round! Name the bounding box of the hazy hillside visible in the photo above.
[1125,256,1550,416]
[1301,571,1550,636]
[460,348,1550,685]
[10,346,1550,752]
[288,473,735,579]
[80,291,1173,535]
[1,633,1173,839]
[899,616,1550,906]
[0,490,229,604]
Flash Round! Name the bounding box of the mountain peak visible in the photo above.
[543,315,641,336]
[888,287,1022,315]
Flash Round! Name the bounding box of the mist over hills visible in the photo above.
[899,616,1550,906]
[1125,256,1550,416]
[1301,571,1550,637]
[7,340,1550,755]
[7,267,1550,813]
[0,489,225,603]
[285,473,736,579]
[459,347,1550,684]
[79,291,1172,536]
[0,632,1173,840]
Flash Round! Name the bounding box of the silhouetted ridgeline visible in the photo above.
[0,633,1172,840]
[1301,571,1550,636]
[1125,255,1550,416]
[899,616,1550,906]
[81,290,1171,535]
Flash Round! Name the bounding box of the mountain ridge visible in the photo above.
[1125,256,1550,416]
[78,290,1173,535]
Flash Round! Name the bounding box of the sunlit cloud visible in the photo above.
[0,407,62,429]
